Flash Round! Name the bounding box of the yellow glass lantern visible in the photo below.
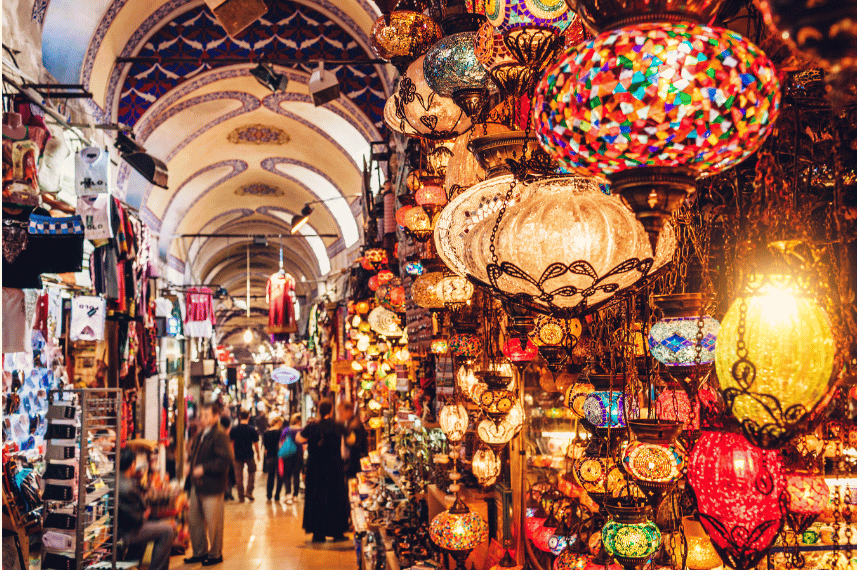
[715,273,835,448]
[412,271,445,309]
[673,517,723,570]
[472,446,501,485]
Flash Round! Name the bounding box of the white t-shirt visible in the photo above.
[75,146,110,195]
[70,296,106,341]
[76,194,113,240]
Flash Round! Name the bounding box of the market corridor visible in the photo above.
[171,474,354,570]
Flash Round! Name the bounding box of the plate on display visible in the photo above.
[271,366,300,385]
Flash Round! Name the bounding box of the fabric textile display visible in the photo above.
[266,272,297,334]
[3,288,29,354]
[185,286,215,338]
[70,296,106,341]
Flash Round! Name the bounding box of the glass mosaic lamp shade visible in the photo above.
[554,549,591,570]
[533,23,780,246]
[566,0,726,33]
[715,274,835,448]
[386,55,472,141]
[423,33,492,98]
[565,381,594,418]
[403,206,436,241]
[475,20,517,69]
[478,418,516,446]
[502,337,539,363]
[370,8,443,70]
[396,204,414,228]
[449,333,483,360]
[415,177,448,210]
[405,261,425,276]
[485,0,572,33]
[368,306,405,337]
[472,446,502,485]
[412,271,446,309]
[479,387,517,421]
[438,274,475,310]
[648,317,719,367]
[440,401,469,443]
[622,420,686,505]
[376,278,406,312]
[687,431,784,569]
[783,470,830,533]
[432,338,450,354]
[602,498,662,566]
[582,391,625,428]
[462,176,676,314]
[654,387,717,431]
[675,516,723,570]
[573,441,626,500]
[429,496,489,552]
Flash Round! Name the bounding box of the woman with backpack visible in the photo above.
[278,413,303,504]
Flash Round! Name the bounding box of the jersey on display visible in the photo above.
[185,287,215,338]
[75,146,110,195]
[70,296,106,341]
[76,194,113,240]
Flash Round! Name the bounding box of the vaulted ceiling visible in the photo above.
[40,0,393,344]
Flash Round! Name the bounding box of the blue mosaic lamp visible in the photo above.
[423,32,494,119]
[648,294,719,368]
[582,390,625,429]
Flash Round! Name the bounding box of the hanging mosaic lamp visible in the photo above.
[582,390,625,430]
[502,337,540,369]
[687,430,785,570]
[533,23,780,249]
[715,265,835,449]
[648,294,719,368]
[486,0,573,72]
[438,273,475,311]
[444,124,512,199]
[472,446,502,485]
[783,470,830,534]
[477,418,516,447]
[368,306,405,337]
[565,0,726,33]
[440,401,470,444]
[573,439,627,507]
[386,55,472,141]
[449,333,483,360]
[601,497,662,570]
[405,261,425,276]
[415,175,448,215]
[423,32,494,119]
[412,271,445,309]
[458,365,479,398]
[431,337,450,354]
[376,277,406,312]
[555,549,591,570]
[462,176,676,316]
[565,381,594,419]
[622,420,686,507]
[396,204,414,228]
[479,387,517,421]
[673,516,723,570]
[755,0,857,72]
[429,495,489,570]
[370,0,443,72]
[403,205,437,242]
[654,386,717,432]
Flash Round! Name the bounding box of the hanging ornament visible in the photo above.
[370,2,443,72]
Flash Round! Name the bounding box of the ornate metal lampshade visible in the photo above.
[444,124,512,199]
[533,23,780,248]
[440,401,470,444]
[687,431,785,570]
[564,0,726,32]
[386,55,472,141]
[370,7,443,71]
[715,273,835,448]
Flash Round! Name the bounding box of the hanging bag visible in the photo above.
[278,432,297,459]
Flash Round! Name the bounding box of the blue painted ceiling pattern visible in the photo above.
[118,0,386,131]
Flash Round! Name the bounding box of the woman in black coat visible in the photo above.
[295,398,349,542]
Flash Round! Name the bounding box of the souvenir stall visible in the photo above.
[2,90,164,570]
[337,2,857,570]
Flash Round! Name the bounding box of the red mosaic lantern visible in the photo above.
[687,431,784,570]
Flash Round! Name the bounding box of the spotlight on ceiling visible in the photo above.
[250,63,288,92]
[308,62,340,107]
[291,204,313,234]
[203,0,268,37]
[114,132,169,189]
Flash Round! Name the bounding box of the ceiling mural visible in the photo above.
[234,183,285,197]
[227,124,291,145]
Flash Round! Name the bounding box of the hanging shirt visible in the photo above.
[185,287,215,338]
[75,146,110,195]
[266,272,297,334]
[76,194,113,240]
[70,296,106,341]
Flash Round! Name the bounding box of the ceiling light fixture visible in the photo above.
[308,62,340,106]
[250,62,289,92]
[114,131,168,189]
[290,204,313,234]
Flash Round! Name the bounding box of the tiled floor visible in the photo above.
[171,473,355,570]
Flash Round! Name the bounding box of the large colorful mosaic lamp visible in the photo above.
[622,419,686,507]
[648,293,719,373]
[370,0,443,73]
[580,374,627,441]
[423,31,494,120]
[534,18,781,250]
[486,0,574,70]
[601,497,662,570]
[429,495,489,570]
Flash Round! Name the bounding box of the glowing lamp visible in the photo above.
[565,381,594,418]
[783,470,830,533]
[554,549,591,570]
[368,306,404,337]
[438,274,475,310]
[687,431,784,570]
[715,273,835,448]
[582,391,625,429]
[573,440,626,503]
[412,271,446,309]
[415,177,448,209]
[449,334,483,360]
[648,296,719,367]
[403,206,436,242]
[502,337,539,363]
[440,402,469,444]
[457,366,479,398]
[534,23,780,246]
[622,420,686,506]
[472,446,502,485]
[602,498,661,566]
[477,418,516,447]
[429,496,489,569]
[675,516,723,570]
[423,32,492,98]
[370,8,442,70]
[376,278,406,312]
[405,261,425,276]
[431,338,450,355]
[479,388,517,421]
[355,301,370,314]
[654,387,717,431]
[396,205,414,227]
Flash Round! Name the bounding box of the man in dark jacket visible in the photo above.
[184,402,233,566]
[118,449,175,570]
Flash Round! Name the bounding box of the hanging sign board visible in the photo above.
[271,366,300,385]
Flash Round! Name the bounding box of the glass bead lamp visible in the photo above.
[654,387,717,432]
[687,430,785,570]
[415,176,448,214]
[472,446,502,485]
[715,272,835,448]
[432,338,450,355]
[602,497,662,570]
[533,23,780,248]
[423,32,493,118]
[565,381,594,419]
[674,516,723,570]
[449,333,483,361]
[573,440,627,507]
[370,6,443,72]
[412,271,446,309]
[648,294,719,368]
[783,470,830,534]
[438,273,475,311]
[376,278,406,312]
[403,205,436,242]
[440,401,470,444]
[430,495,489,570]
[387,55,472,141]
[622,420,686,507]
[462,176,676,314]
[554,549,591,570]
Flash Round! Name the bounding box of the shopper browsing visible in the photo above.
[118,449,176,570]
[261,416,284,501]
[229,409,261,502]
[184,402,233,566]
[280,413,304,504]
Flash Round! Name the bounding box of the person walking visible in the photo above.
[261,416,284,501]
[117,449,176,570]
[295,399,349,542]
[184,402,233,566]
[280,414,304,504]
[338,400,368,481]
[229,409,261,502]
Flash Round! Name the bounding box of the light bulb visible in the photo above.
[244,329,253,343]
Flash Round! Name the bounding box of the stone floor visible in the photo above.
[171,473,355,570]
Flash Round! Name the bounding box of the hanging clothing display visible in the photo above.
[3,109,47,207]
[185,287,215,338]
[74,146,110,195]
[26,212,85,275]
[3,288,29,353]
[266,272,297,334]
[76,194,113,241]
[69,296,106,341]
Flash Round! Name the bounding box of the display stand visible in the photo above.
[43,389,122,570]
